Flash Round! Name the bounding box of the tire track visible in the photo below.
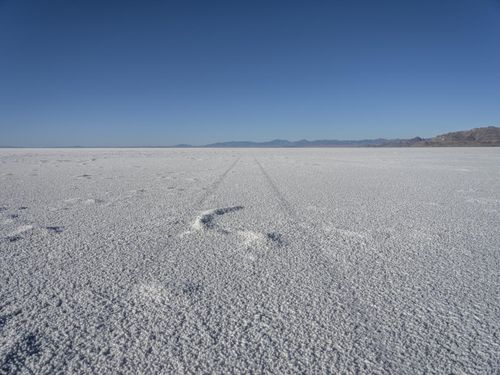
[195,157,240,207]
[173,156,241,239]
[254,158,296,219]
[254,157,390,371]
[254,157,328,276]
[142,157,241,270]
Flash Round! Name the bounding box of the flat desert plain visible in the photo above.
[0,148,499,374]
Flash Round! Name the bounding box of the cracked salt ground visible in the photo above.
[0,148,499,374]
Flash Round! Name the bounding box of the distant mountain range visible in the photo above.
[174,126,500,148]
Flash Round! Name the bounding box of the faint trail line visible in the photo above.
[254,158,323,261]
[254,157,330,274]
[173,157,241,240]
[196,157,240,207]
[254,158,296,219]
[254,157,389,369]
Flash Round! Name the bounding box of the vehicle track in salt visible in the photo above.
[146,156,242,277]
[144,157,241,264]
[254,157,390,371]
[195,157,240,207]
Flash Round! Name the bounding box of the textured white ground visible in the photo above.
[0,148,499,374]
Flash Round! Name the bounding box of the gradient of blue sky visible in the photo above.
[1,0,499,146]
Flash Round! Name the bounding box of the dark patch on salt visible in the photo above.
[267,232,284,246]
[0,334,41,373]
[46,226,64,234]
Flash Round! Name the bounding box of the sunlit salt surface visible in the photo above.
[0,148,499,373]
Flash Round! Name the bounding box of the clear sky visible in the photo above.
[1,0,499,146]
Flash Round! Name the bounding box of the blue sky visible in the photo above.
[1,0,499,146]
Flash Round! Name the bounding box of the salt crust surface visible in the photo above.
[0,148,499,373]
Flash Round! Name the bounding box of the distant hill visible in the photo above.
[413,126,500,147]
[204,138,396,147]
[172,126,500,148]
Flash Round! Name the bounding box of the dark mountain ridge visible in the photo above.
[414,126,500,146]
[173,126,500,148]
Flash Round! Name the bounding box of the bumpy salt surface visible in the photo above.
[0,148,499,373]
